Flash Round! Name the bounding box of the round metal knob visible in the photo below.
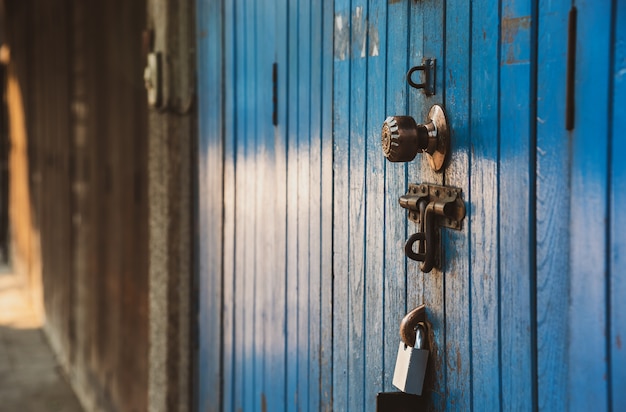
[381,104,449,171]
[381,116,421,162]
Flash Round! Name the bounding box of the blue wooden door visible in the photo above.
[196,0,626,410]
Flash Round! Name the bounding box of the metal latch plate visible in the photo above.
[405,183,464,230]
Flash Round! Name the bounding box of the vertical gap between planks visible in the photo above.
[359,0,369,408]
[230,0,239,408]
[253,0,260,407]
[295,0,301,405]
[606,0,617,408]
[402,0,410,316]
[381,0,389,393]
[219,0,227,409]
[467,2,474,410]
[308,0,313,407]
[530,0,540,411]
[467,3,474,406]
[347,0,353,404]
[282,0,290,407]
[441,1,447,401]
[496,0,503,410]
[324,1,334,407]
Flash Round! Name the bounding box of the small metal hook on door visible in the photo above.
[406,58,436,96]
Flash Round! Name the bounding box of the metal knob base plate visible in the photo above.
[424,104,448,172]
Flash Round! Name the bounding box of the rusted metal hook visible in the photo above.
[399,304,427,348]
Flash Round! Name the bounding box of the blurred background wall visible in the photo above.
[3,1,150,410]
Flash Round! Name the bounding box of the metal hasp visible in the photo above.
[381,104,449,171]
[399,183,465,273]
[407,58,436,96]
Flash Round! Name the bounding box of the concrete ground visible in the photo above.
[0,267,83,412]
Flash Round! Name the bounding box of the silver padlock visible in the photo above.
[392,306,429,395]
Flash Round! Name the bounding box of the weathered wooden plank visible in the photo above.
[347,2,368,410]
[243,0,258,410]
[611,2,626,408]
[320,2,334,409]
[442,0,471,409]
[469,0,500,410]
[499,0,536,410]
[499,0,535,409]
[233,0,248,409]
[286,0,300,409]
[254,0,275,410]
[196,0,224,410]
[408,1,444,409]
[221,0,237,409]
[309,0,323,410]
[363,1,386,410]
[296,0,312,408]
[266,0,289,410]
[332,0,351,409]
[535,0,570,409]
[568,0,612,409]
[382,0,409,394]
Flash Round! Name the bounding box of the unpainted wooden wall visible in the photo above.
[3,1,150,411]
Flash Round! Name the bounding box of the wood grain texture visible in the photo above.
[332,1,350,410]
[296,0,312,408]
[286,0,299,409]
[268,1,289,410]
[382,0,409,395]
[320,2,335,410]
[535,0,570,409]
[255,0,280,410]
[196,0,224,410]
[499,0,535,410]
[252,3,263,409]
[221,1,237,410]
[469,0,501,410]
[348,2,368,411]
[568,0,611,409]
[233,0,248,409]
[409,1,445,409]
[195,2,624,411]
[442,0,471,409]
[309,1,323,410]
[610,2,626,409]
[364,2,386,410]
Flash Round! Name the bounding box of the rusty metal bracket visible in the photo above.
[399,183,465,272]
[406,58,436,96]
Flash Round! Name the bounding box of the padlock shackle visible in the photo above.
[399,304,426,348]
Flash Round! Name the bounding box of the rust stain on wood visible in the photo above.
[501,15,531,44]
[502,15,531,65]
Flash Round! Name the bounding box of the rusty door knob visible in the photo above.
[381,104,449,171]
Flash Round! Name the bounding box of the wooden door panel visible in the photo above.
[196,0,624,410]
